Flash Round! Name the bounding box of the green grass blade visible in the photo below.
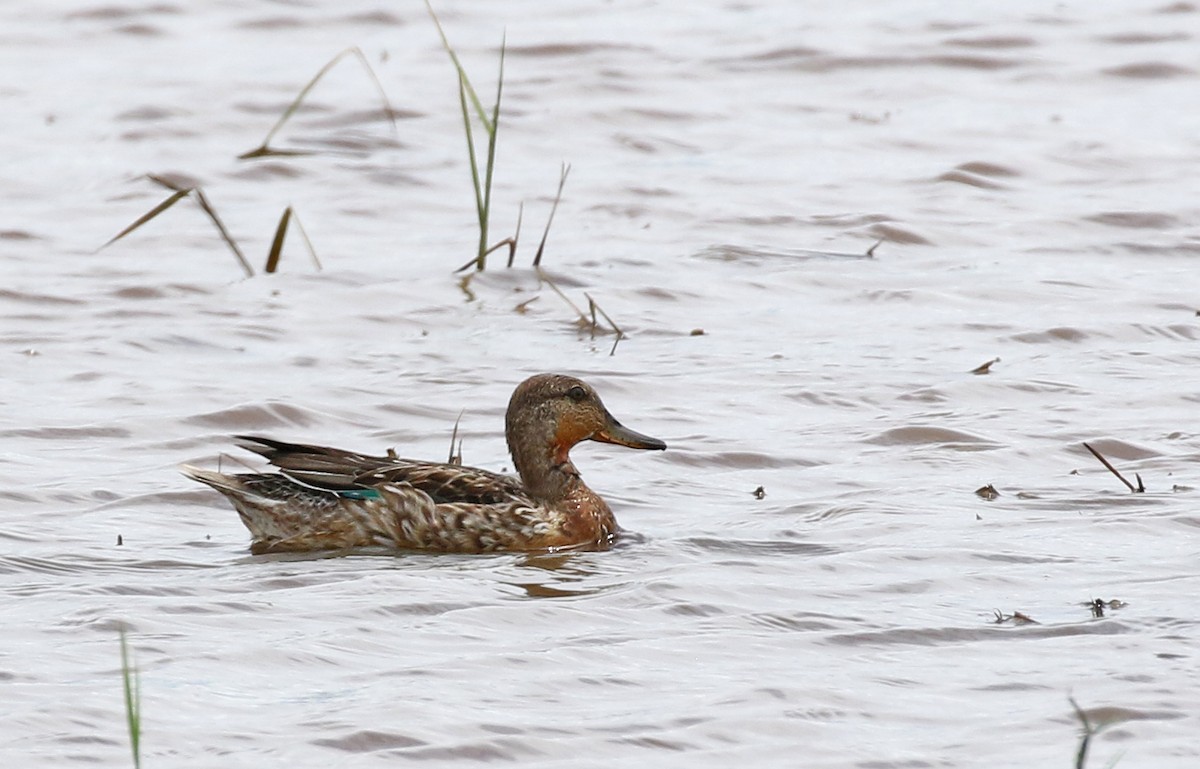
[193,189,254,278]
[533,162,570,267]
[101,188,192,250]
[146,173,192,193]
[289,210,322,270]
[239,46,397,160]
[457,74,485,223]
[119,630,141,769]
[476,35,504,267]
[264,206,292,274]
[506,201,524,267]
[428,3,507,271]
[536,267,589,324]
[425,1,491,131]
[457,74,487,270]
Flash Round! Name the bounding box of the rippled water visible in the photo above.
[3,1,1199,766]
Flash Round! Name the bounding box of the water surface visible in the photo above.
[2,1,1199,767]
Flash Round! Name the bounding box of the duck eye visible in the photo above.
[567,385,587,401]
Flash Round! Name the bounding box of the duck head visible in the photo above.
[506,373,666,500]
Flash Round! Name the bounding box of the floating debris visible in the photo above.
[974,484,1000,500]
[970,357,1000,375]
[993,609,1038,625]
[1087,598,1126,618]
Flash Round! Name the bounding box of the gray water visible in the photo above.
[3,1,1199,766]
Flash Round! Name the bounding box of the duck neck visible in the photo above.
[509,435,582,503]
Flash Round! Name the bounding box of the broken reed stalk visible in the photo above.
[101,188,190,248]
[193,188,252,275]
[536,267,589,325]
[264,206,322,273]
[105,176,323,277]
[504,202,524,268]
[239,46,398,160]
[584,291,625,356]
[532,163,571,267]
[288,209,322,270]
[264,208,291,273]
[119,629,142,769]
[1082,442,1144,493]
[103,176,254,278]
[534,270,626,354]
[452,203,520,273]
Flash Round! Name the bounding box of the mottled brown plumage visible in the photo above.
[181,374,666,554]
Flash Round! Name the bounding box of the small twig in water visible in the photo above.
[536,270,626,354]
[1082,442,1143,493]
[454,230,519,273]
[536,268,589,325]
[584,292,626,356]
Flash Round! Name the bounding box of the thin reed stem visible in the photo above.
[240,46,397,159]
[533,163,570,267]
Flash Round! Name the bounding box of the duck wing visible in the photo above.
[234,435,528,506]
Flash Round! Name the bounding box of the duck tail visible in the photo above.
[179,464,246,495]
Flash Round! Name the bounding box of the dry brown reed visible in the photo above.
[1082,442,1144,493]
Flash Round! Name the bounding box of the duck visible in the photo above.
[181,373,666,554]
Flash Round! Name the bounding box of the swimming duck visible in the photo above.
[181,374,666,554]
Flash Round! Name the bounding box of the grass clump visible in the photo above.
[426,1,510,271]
